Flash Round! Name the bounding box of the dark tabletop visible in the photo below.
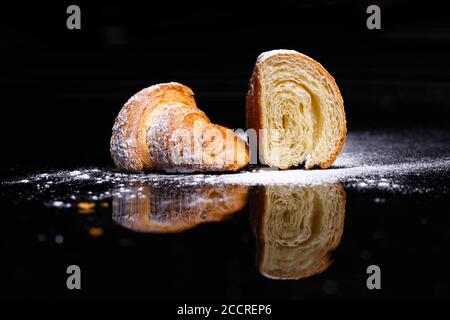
[0,1,449,300]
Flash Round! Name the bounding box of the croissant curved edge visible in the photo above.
[111,82,250,172]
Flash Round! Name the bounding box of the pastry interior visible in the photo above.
[248,50,346,169]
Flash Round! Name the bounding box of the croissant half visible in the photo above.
[111,82,249,172]
[247,50,347,169]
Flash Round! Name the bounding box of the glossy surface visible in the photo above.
[0,131,448,299]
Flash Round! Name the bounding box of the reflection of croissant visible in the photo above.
[250,184,345,280]
[246,50,346,169]
[112,182,249,233]
[111,82,249,173]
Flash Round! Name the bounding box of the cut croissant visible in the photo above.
[111,82,249,172]
[249,184,346,280]
[246,50,346,169]
[112,182,249,233]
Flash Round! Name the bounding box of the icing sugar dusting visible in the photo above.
[1,131,449,208]
[257,49,307,63]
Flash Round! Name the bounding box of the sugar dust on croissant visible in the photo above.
[247,50,347,169]
[111,82,249,172]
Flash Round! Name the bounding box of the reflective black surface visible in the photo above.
[1,131,448,299]
[0,1,449,300]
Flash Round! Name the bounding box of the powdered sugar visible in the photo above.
[199,159,449,187]
[2,131,449,208]
[257,49,307,64]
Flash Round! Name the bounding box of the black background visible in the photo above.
[1,0,449,171]
[0,0,449,302]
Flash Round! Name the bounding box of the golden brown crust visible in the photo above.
[111,82,249,172]
[246,50,347,169]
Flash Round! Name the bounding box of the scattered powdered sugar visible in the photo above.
[75,174,90,180]
[52,201,64,207]
[52,200,72,208]
[196,159,450,187]
[1,131,449,208]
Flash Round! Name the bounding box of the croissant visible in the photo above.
[246,50,347,169]
[112,182,249,233]
[111,82,249,172]
[249,184,346,280]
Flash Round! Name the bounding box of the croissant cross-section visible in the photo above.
[247,50,346,169]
